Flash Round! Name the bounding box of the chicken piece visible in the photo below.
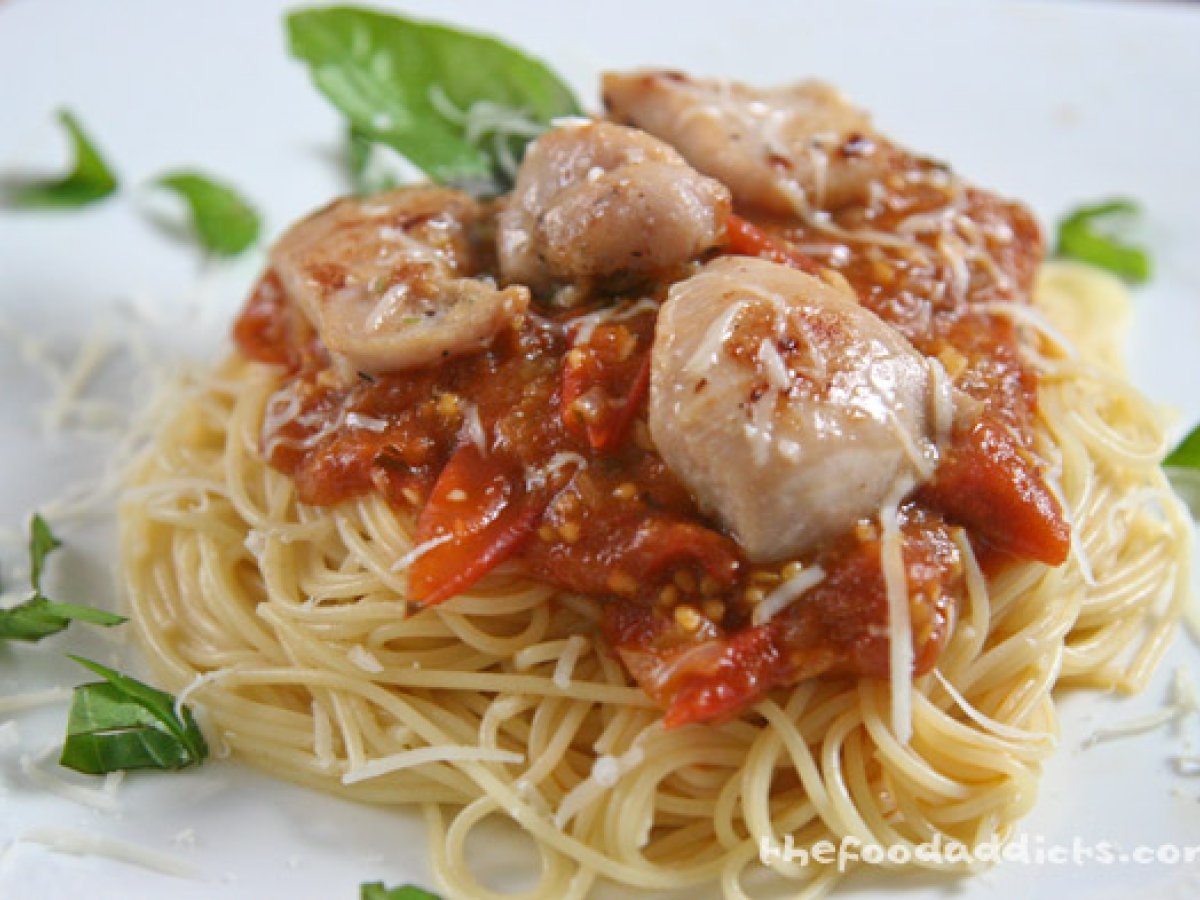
[498,121,731,295]
[648,256,937,562]
[603,70,890,215]
[272,186,529,376]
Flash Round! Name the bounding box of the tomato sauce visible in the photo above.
[233,151,1067,727]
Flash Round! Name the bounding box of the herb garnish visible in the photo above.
[1055,199,1151,283]
[287,7,581,195]
[360,882,441,900]
[0,514,126,643]
[153,171,261,256]
[59,656,208,775]
[3,110,119,209]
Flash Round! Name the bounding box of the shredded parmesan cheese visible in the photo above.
[341,746,523,785]
[19,745,122,812]
[0,687,73,714]
[554,744,647,829]
[879,474,916,744]
[390,532,454,572]
[21,827,200,879]
[753,565,826,626]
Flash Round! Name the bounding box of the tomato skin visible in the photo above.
[408,444,542,607]
[662,626,783,728]
[921,415,1069,566]
[724,213,822,275]
[560,327,652,453]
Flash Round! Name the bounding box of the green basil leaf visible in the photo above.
[347,127,403,195]
[4,110,119,208]
[29,512,62,595]
[1164,424,1200,470]
[154,171,261,256]
[0,515,126,643]
[360,883,441,900]
[1164,424,1200,518]
[1055,199,1151,283]
[59,656,208,775]
[0,596,72,642]
[0,597,125,642]
[287,7,581,194]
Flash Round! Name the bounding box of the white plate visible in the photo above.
[2,1,1199,898]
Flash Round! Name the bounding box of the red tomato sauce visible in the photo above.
[233,155,1067,727]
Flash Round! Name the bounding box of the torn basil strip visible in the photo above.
[1055,199,1151,284]
[0,515,126,643]
[360,883,441,900]
[153,171,261,256]
[287,7,581,194]
[59,656,208,775]
[3,110,119,208]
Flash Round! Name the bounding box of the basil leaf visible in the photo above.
[347,127,403,195]
[360,883,441,900]
[287,7,581,194]
[29,512,62,595]
[3,110,118,208]
[1164,424,1200,470]
[1164,424,1200,518]
[0,515,125,643]
[154,171,261,256]
[0,597,125,642]
[59,656,208,775]
[1055,199,1151,283]
[0,597,74,642]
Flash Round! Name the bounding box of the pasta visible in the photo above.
[110,50,1194,896]
[121,257,1189,898]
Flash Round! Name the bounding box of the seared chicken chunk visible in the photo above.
[603,70,890,214]
[648,256,935,562]
[498,121,730,295]
[272,186,529,376]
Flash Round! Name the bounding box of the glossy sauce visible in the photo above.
[233,146,1065,726]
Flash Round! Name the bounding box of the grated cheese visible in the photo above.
[19,744,122,812]
[0,687,73,714]
[1082,666,1198,748]
[932,670,1054,746]
[0,720,20,751]
[390,532,454,573]
[462,401,487,451]
[554,746,646,829]
[341,745,523,785]
[752,565,826,626]
[879,474,916,744]
[172,668,233,723]
[570,297,658,346]
[21,826,200,879]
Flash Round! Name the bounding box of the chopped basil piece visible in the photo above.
[1164,424,1200,517]
[28,512,61,594]
[1164,424,1200,470]
[59,656,208,775]
[3,110,118,208]
[0,515,126,643]
[360,883,441,900]
[153,171,261,256]
[287,7,581,194]
[346,127,406,195]
[1055,199,1151,283]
